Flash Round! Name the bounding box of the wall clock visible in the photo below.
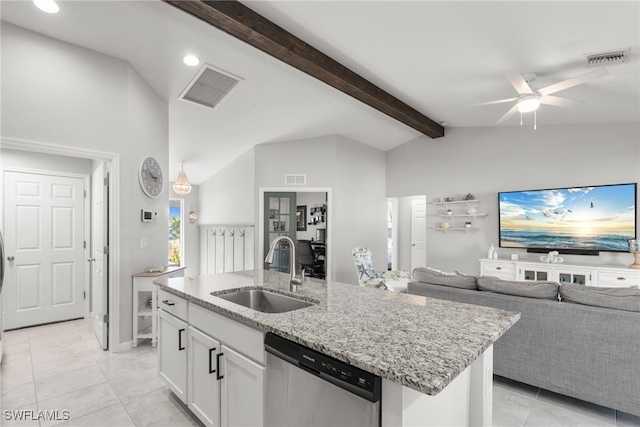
[138,156,163,198]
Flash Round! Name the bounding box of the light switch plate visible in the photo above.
[140,237,148,249]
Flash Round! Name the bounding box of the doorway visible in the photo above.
[169,198,184,267]
[411,197,427,271]
[264,192,296,273]
[259,188,332,280]
[1,140,119,351]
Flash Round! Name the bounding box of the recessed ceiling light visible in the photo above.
[183,55,200,67]
[33,0,59,14]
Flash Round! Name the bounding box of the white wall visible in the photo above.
[386,123,640,275]
[333,135,387,283]
[198,148,255,225]
[1,23,169,347]
[1,149,93,175]
[296,192,327,241]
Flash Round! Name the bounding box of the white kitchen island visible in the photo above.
[155,270,519,427]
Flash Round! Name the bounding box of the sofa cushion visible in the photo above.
[411,267,477,289]
[477,276,559,300]
[560,284,640,313]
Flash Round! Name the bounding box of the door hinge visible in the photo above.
[103,314,109,324]
[103,246,109,255]
[84,190,87,198]
[84,241,87,249]
[83,291,86,300]
[104,173,109,187]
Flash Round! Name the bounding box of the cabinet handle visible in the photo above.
[162,300,175,306]
[178,329,185,351]
[216,353,224,380]
[209,348,217,374]
[617,277,626,281]
[496,267,502,270]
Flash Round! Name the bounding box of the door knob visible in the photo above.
[87,258,96,262]
[7,256,15,261]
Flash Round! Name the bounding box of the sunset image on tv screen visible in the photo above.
[499,184,636,252]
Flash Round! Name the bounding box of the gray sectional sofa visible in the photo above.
[408,268,640,416]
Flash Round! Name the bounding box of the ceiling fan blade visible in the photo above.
[540,95,584,108]
[538,68,609,96]
[506,74,533,95]
[496,104,519,124]
[463,97,518,108]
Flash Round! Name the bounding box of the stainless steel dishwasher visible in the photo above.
[265,333,381,427]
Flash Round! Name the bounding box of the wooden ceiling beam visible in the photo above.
[163,0,444,139]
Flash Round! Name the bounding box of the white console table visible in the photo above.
[132,266,185,347]
[480,259,640,288]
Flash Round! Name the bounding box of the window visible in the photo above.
[169,199,184,266]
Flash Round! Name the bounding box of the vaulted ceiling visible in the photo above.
[2,1,638,184]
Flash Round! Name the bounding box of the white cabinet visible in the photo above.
[158,291,266,427]
[158,309,188,403]
[132,266,185,347]
[480,261,516,280]
[188,326,221,427]
[480,259,640,288]
[597,270,640,288]
[220,345,265,427]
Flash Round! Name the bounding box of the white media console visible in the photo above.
[479,258,640,288]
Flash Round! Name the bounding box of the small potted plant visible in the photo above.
[464,221,472,228]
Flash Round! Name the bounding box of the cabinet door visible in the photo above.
[158,310,188,403]
[188,327,221,427]
[558,270,591,286]
[518,266,553,282]
[220,345,265,427]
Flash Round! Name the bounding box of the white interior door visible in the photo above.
[91,163,108,349]
[411,198,427,271]
[3,170,85,330]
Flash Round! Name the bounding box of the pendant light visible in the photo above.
[172,161,192,195]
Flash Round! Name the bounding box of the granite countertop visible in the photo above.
[155,270,519,396]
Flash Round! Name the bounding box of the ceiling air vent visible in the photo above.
[285,174,306,185]
[586,48,631,67]
[179,64,242,109]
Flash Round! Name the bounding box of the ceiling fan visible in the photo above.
[468,68,609,127]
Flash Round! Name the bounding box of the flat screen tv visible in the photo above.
[499,183,637,254]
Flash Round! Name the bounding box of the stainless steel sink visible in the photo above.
[214,289,315,313]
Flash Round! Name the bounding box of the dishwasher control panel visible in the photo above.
[298,347,377,392]
[265,333,381,403]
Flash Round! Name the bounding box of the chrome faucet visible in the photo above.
[265,236,302,292]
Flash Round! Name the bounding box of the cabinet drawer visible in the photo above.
[482,263,515,280]
[158,289,188,320]
[597,271,640,288]
[190,303,265,365]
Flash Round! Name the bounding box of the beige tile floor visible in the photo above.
[1,319,202,427]
[1,319,639,427]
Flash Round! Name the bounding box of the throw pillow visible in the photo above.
[560,284,640,313]
[477,276,559,300]
[411,267,477,289]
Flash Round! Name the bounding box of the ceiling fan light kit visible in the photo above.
[517,94,541,113]
[468,67,610,129]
